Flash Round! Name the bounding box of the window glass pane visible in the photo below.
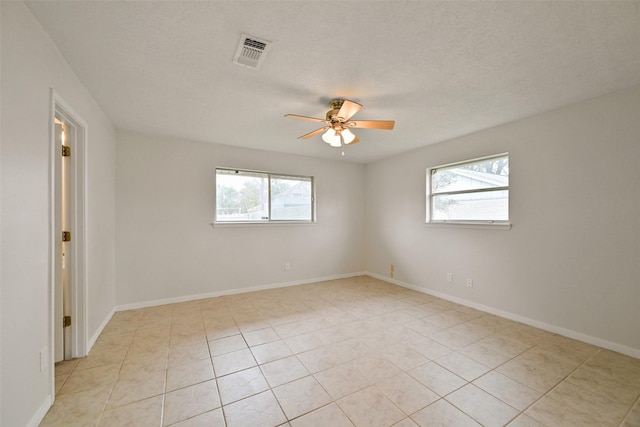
[432,156,509,194]
[271,175,312,221]
[216,170,269,221]
[215,169,314,223]
[432,189,508,221]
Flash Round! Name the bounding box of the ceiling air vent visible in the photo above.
[233,34,271,69]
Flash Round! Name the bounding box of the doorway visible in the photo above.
[50,91,87,397]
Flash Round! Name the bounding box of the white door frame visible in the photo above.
[49,90,88,398]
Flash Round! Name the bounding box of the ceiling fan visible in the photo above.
[285,99,395,155]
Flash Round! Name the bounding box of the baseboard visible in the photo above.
[26,394,53,427]
[366,272,640,359]
[115,272,366,312]
[87,308,115,353]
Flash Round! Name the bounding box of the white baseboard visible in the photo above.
[115,272,366,312]
[27,394,53,427]
[87,308,115,353]
[366,272,640,359]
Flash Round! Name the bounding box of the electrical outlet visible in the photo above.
[446,272,453,283]
[40,347,47,372]
[466,278,473,288]
[284,262,290,271]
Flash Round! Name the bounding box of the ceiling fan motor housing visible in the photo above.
[326,109,342,123]
[326,99,346,125]
[329,99,345,110]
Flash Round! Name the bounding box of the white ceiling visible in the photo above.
[26,1,640,163]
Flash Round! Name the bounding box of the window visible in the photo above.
[215,168,314,223]
[427,154,509,224]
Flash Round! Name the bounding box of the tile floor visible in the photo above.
[42,276,640,426]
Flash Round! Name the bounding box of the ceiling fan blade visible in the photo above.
[298,126,329,139]
[345,136,360,145]
[349,120,395,130]
[284,114,327,124]
[336,100,362,121]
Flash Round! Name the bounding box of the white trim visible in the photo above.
[425,222,512,230]
[115,272,365,312]
[49,90,89,401]
[87,308,115,353]
[26,394,53,427]
[54,91,89,357]
[428,152,510,171]
[49,91,57,400]
[366,272,640,359]
[211,221,316,228]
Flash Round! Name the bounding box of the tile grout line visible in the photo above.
[161,311,174,427]
[202,301,227,427]
[618,391,640,427]
[46,279,640,426]
[430,331,570,426]
[96,314,139,426]
[511,347,604,425]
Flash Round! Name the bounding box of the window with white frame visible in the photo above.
[215,168,314,223]
[427,154,509,223]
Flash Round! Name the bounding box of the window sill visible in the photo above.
[210,221,316,228]
[425,221,512,230]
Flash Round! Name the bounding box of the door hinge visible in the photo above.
[62,231,71,242]
[63,316,71,328]
[62,145,71,157]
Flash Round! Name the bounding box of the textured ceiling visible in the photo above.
[26,1,640,163]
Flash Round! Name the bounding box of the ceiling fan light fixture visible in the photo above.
[341,128,356,144]
[322,129,341,147]
[322,128,356,147]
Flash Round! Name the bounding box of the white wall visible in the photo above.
[2,4,638,425]
[116,131,365,306]
[0,3,117,426]
[365,85,640,356]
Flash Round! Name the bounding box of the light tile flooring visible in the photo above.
[42,276,640,427]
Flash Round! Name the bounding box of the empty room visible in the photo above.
[2,1,640,426]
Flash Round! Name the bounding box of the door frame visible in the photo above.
[49,90,88,398]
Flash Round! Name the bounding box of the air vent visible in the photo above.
[233,34,271,69]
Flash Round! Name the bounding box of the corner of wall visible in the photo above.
[87,308,115,353]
